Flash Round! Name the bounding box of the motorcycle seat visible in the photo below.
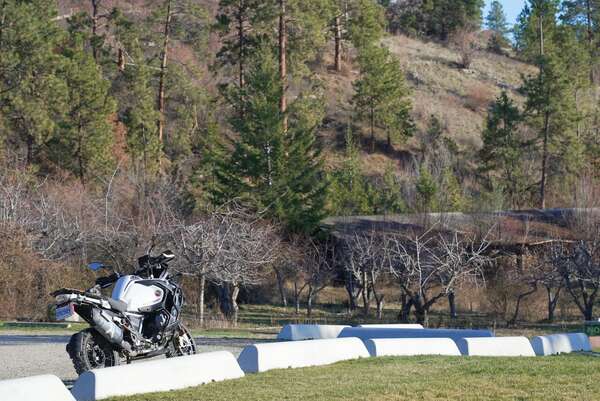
[107,298,128,313]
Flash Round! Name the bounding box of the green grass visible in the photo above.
[191,328,277,339]
[113,354,600,401]
[0,321,89,333]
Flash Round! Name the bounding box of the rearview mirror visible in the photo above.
[88,262,104,271]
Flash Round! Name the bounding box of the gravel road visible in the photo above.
[0,332,273,382]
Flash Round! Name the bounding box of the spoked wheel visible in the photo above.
[166,324,197,357]
[67,328,120,375]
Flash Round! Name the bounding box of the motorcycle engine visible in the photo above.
[142,311,170,341]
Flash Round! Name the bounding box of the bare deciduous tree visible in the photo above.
[344,231,389,319]
[553,234,600,321]
[388,229,490,325]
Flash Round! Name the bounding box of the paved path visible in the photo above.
[0,333,272,381]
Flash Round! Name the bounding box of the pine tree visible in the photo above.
[214,45,326,233]
[327,128,374,216]
[439,167,467,212]
[0,0,68,166]
[415,165,438,212]
[486,1,510,52]
[49,38,116,184]
[513,0,561,62]
[561,0,600,82]
[215,0,274,91]
[374,163,406,214]
[522,52,582,209]
[352,44,413,153]
[347,0,386,50]
[120,42,162,182]
[516,0,586,208]
[479,91,530,209]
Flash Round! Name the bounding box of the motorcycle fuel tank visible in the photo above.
[112,275,165,312]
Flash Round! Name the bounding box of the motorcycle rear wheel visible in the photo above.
[67,328,121,375]
[166,325,197,357]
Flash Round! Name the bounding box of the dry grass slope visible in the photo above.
[319,34,536,177]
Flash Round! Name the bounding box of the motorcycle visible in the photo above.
[51,250,196,374]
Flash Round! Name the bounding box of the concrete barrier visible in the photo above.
[71,351,244,401]
[364,338,460,357]
[356,324,424,329]
[237,337,369,373]
[277,324,350,340]
[456,337,536,356]
[339,327,493,342]
[530,333,592,356]
[0,375,75,401]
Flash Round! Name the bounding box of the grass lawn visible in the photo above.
[113,354,600,401]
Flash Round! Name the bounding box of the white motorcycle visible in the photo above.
[52,250,196,374]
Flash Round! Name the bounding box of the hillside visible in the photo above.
[318,34,537,176]
[55,0,537,181]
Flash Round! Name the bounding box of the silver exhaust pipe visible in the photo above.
[92,309,132,351]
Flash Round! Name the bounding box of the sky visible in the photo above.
[484,0,527,28]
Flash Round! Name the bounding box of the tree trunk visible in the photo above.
[586,0,595,83]
[307,286,314,317]
[545,285,560,322]
[197,273,205,326]
[218,285,231,317]
[231,284,240,326]
[370,271,384,319]
[399,293,413,321]
[361,269,370,316]
[293,280,301,314]
[345,272,358,311]
[238,0,246,89]
[91,0,99,61]
[508,285,537,326]
[76,118,85,187]
[157,0,172,147]
[584,304,594,321]
[448,291,457,319]
[375,298,384,320]
[334,15,342,72]
[278,0,288,133]
[539,111,550,209]
[370,106,375,153]
[414,305,428,327]
[274,268,287,307]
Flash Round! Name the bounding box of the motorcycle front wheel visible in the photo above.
[166,324,197,357]
[67,328,121,375]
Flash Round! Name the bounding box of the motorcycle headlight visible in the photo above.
[55,294,72,304]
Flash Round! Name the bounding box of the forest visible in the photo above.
[0,0,599,327]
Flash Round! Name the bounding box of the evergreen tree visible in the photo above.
[439,167,467,211]
[516,0,587,208]
[352,44,413,153]
[327,128,374,216]
[215,0,274,90]
[120,41,162,181]
[374,163,406,214]
[486,0,509,34]
[347,0,386,49]
[513,0,561,62]
[50,38,116,184]
[561,0,600,82]
[415,165,438,212]
[486,1,510,52]
[522,52,583,208]
[214,45,326,233]
[479,91,530,209]
[0,0,68,166]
